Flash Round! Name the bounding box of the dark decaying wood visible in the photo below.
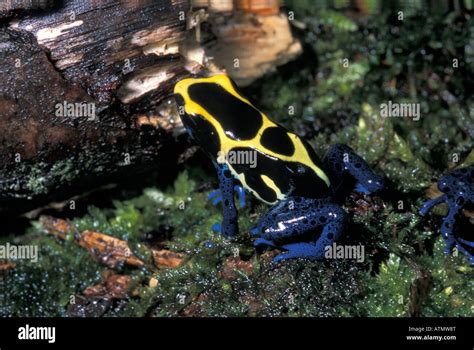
[9,0,189,104]
[0,0,55,19]
[0,0,192,218]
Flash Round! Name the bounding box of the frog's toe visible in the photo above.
[273,242,321,262]
[355,183,370,195]
[455,238,474,265]
[419,195,447,216]
[457,237,474,248]
[211,223,222,233]
[208,190,223,206]
[454,243,474,265]
[254,238,275,247]
[443,246,453,255]
[234,185,246,208]
[208,186,246,208]
[250,226,262,237]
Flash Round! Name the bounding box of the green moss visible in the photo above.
[419,238,473,316]
[0,234,102,316]
[357,237,472,317]
[358,254,417,317]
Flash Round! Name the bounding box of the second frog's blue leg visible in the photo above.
[253,197,347,262]
[438,200,474,265]
[211,163,239,238]
[419,166,473,264]
[323,144,384,197]
[419,194,447,216]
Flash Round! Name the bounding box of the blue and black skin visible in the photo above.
[173,74,386,262]
[420,165,474,265]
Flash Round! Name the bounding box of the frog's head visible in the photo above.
[173,74,255,156]
[173,74,240,119]
[173,74,264,142]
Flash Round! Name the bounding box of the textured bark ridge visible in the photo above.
[9,0,189,104]
[0,0,191,216]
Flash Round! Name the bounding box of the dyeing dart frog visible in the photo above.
[420,165,474,264]
[173,74,384,262]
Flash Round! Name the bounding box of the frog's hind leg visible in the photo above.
[211,163,239,238]
[419,194,447,216]
[323,144,384,198]
[253,197,347,261]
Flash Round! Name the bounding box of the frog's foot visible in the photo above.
[419,194,447,216]
[439,201,474,264]
[355,183,371,195]
[273,242,320,262]
[250,226,260,237]
[455,238,474,265]
[211,223,222,233]
[253,238,276,247]
[323,144,384,197]
[273,212,346,262]
[208,185,246,208]
[253,198,347,262]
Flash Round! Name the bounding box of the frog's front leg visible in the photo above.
[253,197,347,261]
[427,196,473,264]
[323,144,384,199]
[419,194,447,216]
[211,162,239,238]
[420,166,474,264]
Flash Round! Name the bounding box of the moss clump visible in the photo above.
[358,238,473,317]
[0,234,102,316]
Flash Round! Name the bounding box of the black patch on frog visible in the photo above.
[260,127,295,157]
[229,147,329,203]
[181,112,220,158]
[188,83,263,140]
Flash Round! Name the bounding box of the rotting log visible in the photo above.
[0,0,192,218]
[9,0,190,104]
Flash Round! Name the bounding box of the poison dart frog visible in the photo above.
[420,165,474,264]
[173,74,384,262]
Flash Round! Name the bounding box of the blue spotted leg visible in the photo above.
[253,197,347,262]
[210,162,239,238]
[323,144,384,198]
[420,165,474,264]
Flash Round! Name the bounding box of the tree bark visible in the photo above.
[0,0,191,216]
